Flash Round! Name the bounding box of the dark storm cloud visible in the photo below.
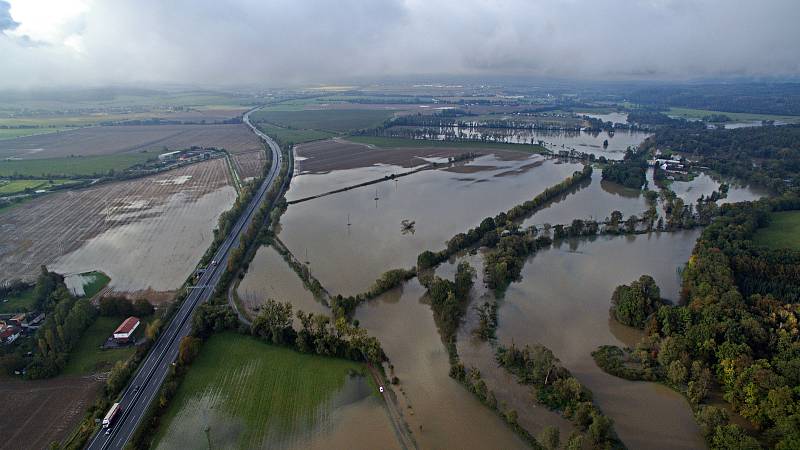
[1,0,799,87]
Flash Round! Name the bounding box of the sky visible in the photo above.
[1,0,799,88]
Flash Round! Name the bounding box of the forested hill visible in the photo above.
[643,124,800,193]
[629,83,800,116]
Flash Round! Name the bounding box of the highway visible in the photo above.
[86,108,281,450]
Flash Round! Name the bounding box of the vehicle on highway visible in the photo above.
[103,403,122,429]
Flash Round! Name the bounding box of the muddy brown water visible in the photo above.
[237,245,329,321]
[355,279,528,449]
[668,172,768,205]
[492,231,706,450]
[279,155,584,296]
[50,185,236,292]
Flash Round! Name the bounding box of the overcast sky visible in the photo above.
[1,0,799,88]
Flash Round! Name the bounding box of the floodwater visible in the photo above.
[278,155,584,296]
[579,111,629,125]
[494,231,706,450]
[355,279,528,449]
[237,245,329,321]
[390,126,651,160]
[669,172,768,205]
[156,373,397,450]
[51,186,236,293]
[287,163,422,202]
[521,169,649,228]
[437,253,578,442]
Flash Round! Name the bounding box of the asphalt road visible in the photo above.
[85,109,281,450]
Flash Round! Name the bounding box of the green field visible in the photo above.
[346,135,548,153]
[753,211,800,250]
[0,179,78,195]
[250,109,396,132]
[667,107,800,124]
[62,315,142,375]
[0,287,36,314]
[0,128,70,140]
[0,153,154,177]
[254,122,335,145]
[154,332,376,449]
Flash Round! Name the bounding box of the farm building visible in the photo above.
[158,150,182,161]
[113,316,140,343]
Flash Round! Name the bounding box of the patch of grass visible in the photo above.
[0,287,36,314]
[753,211,800,250]
[62,315,142,376]
[153,332,374,448]
[346,135,548,153]
[250,109,396,132]
[667,107,800,124]
[79,271,111,298]
[0,153,154,177]
[254,122,335,145]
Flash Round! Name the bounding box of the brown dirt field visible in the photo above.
[0,124,261,159]
[294,138,528,173]
[0,376,102,450]
[0,159,232,284]
[232,149,266,180]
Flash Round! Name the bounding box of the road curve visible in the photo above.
[85,108,281,450]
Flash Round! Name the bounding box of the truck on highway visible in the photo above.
[102,402,122,428]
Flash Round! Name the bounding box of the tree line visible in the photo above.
[594,195,800,449]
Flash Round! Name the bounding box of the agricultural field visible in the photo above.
[0,153,154,177]
[0,127,70,140]
[62,315,145,376]
[63,271,111,298]
[250,108,397,132]
[753,211,800,250]
[231,149,266,180]
[0,376,101,450]
[295,137,536,173]
[0,159,235,292]
[667,107,800,124]
[254,122,335,146]
[0,179,80,194]
[154,333,397,450]
[0,123,262,160]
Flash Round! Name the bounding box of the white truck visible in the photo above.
[102,402,122,429]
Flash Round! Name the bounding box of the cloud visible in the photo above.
[0,0,799,88]
[0,1,18,31]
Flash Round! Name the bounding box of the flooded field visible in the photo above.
[579,111,629,124]
[668,172,768,205]
[0,159,234,291]
[355,279,527,449]
[493,231,705,450]
[155,333,398,450]
[237,245,329,320]
[279,155,584,296]
[383,126,651,160]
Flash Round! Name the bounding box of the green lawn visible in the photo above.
[753,211,800,250]
[153,332,375,449]
[249,109,396,132]
[346,135,548,153]
[0,287,36,314]
[62,315,142,376]
[254,122,335,145]
[667,107,800,124]
[0,153,154,177]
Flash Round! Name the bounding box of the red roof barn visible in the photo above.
[113,317,140,343]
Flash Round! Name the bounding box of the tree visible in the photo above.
[610,275,662,328]
[178,336,201,366]
[667,360,688,385]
